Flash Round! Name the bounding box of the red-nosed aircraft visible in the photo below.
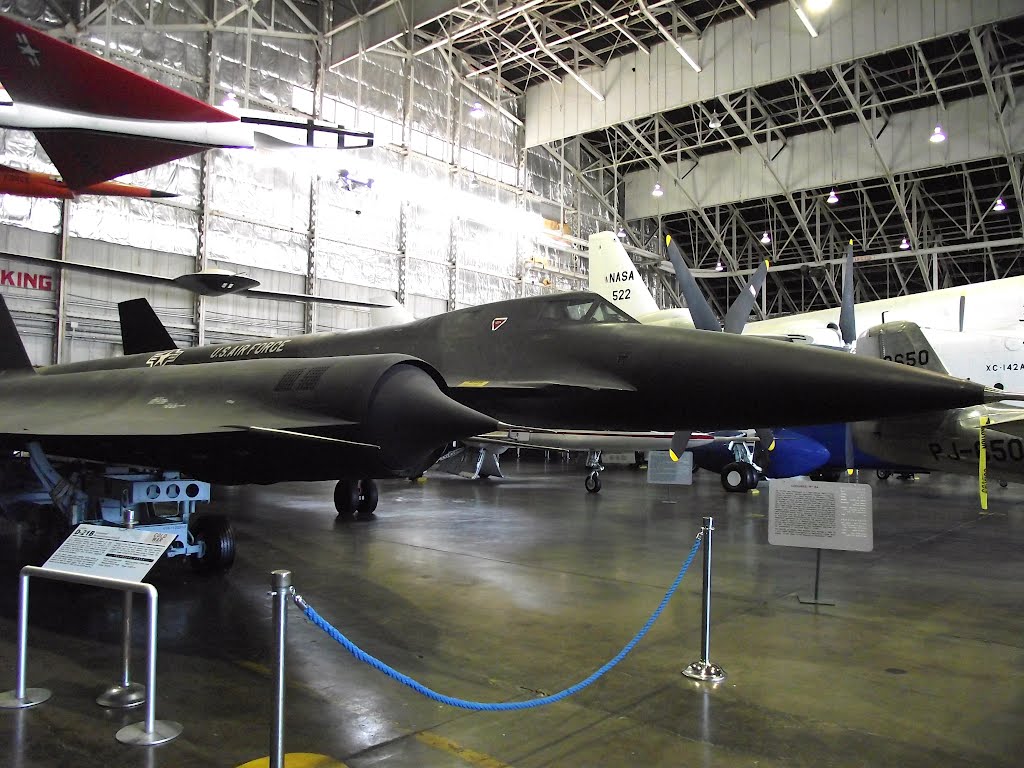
[0,14,371,192]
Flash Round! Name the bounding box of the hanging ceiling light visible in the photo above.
[617,227,627,239]
[714,260,724,272]
[806,0,833,12]
[708,111,722,129]
[652,182,664,197]
[221,92,240,111]
[929,124,946,143]
[899,237,910,250]
[470,102,485,118]
[760,231,771,245]
[993,197,1007,212]
[826,188,839,204]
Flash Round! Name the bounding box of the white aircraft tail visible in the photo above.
[587,232,660,318]
[857,320,949,375]
[368,293,415,327]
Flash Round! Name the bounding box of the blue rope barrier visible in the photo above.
[295,531,704,711]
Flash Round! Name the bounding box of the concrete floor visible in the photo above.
[0,457,1022,768]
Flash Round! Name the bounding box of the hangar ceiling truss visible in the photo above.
[26,1,1024,317]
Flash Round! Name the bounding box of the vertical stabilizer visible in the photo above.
[0,296,34,372]
[118,298,177,355]
[857,320,949,375]
[368,293,415,328]
[587,232,660,318]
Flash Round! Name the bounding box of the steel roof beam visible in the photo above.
[589,1,650,56]
[970,25,1024,238]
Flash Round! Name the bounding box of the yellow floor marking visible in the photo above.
[416,731,514,768]
[235,660,271,676]
[236,753,347,768]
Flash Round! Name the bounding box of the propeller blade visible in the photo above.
[839,240,856,345]
[979,415,989,510]
[753,427,775,470]
[723,260,769,334]
[669,430,691,462]
[664,233,721,332]
[959,294,966,333]
[844,422,855,476]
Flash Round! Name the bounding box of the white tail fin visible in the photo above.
[587,232,660,318]
[857,320,948,374]
[368,293,414,327]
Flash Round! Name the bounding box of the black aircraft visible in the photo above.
[7,291,1008,517]
[0,296,497,536]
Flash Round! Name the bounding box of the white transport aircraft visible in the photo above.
[588,231,1024,391]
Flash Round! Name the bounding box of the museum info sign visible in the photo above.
[767,479,873,552]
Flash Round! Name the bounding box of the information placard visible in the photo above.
[646,450,693,485]
[43,524,176,581]
[768,479,873,552]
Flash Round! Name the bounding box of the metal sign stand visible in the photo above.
[0,566,182,745]
[797,548,836,606]
[682,517,727,683]
[96,591,146,708]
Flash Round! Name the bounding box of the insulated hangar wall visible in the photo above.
[0,0,611,366]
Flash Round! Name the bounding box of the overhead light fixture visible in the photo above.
[617,227,627,239]
[993,197,1007,212]
[899,237,910,250]
[826,188,839,204]
[929,124,946,143]
[470,102,485,118]
[806,0,833,12]
[714,260,724,272]
[760,231,771,245]
[792,1,819,38]
[221,92,240,111]
[652,182,664,198]
[708,111,722,129]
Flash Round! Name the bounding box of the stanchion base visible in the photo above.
[797,595,836,606]
[116,719,183,746]
[0,688,51,709]
[96,682,146,709]
[681,661,727,683]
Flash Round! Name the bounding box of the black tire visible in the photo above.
[334,480,359,517]
[189,514,236,574]
[741,462,759,490]
[876,470,892,480]
[356,479,379,515]
[585,472,601,493]
[721,462,748,493]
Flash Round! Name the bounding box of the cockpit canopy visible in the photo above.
[537,295,637,324]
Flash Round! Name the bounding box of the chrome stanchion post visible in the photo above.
[115,585,182,746]
[96,591,145,708]
[0,569,51,709]
[682,517,727,683]
[270,570,292,768]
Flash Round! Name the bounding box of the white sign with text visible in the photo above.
[647,450,694,485]
[43,524,176,581]
[768,479,873,552]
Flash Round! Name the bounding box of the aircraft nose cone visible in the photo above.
[368,363,497,470]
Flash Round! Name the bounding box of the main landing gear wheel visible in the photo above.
[189,514,236,574]
[585,471,602,494]
[876,470,892,480]
[721,462,757,493]
[335,479,379,519]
